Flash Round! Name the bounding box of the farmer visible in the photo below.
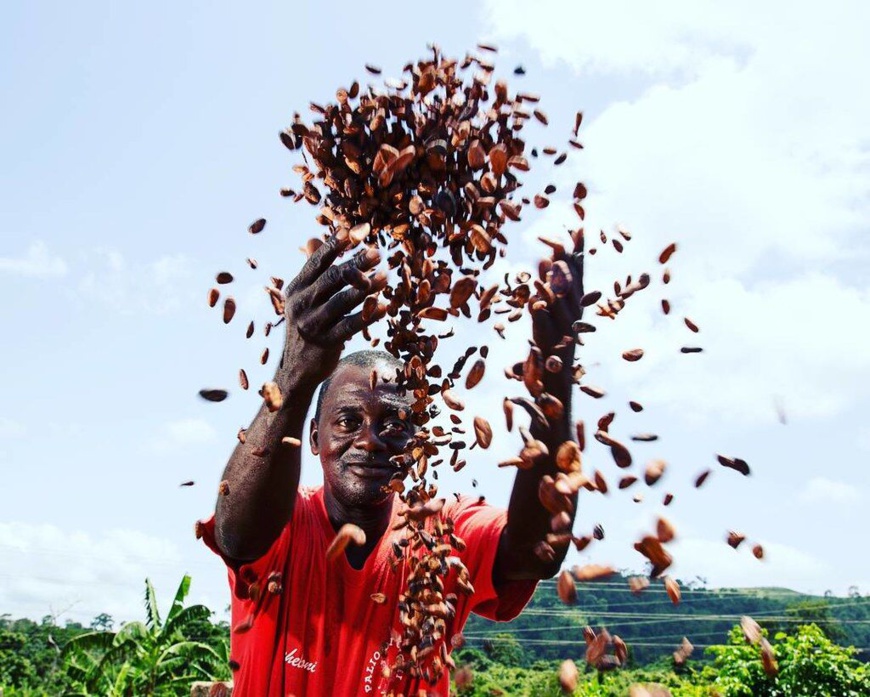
[199,228,585,695]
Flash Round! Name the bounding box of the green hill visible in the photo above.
[462,574,870,666]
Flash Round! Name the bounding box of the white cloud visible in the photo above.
[0,417,26,439]
[558,503,851,593]
[486,0,759,78]
[77,249,194,314]
[579,61,867,274]
[481,0,870,424]
[485,1,870,89]
[566,525,838,593]
[0,241,68,278]
[668,536,836,593]
[0,523,189,623]
[798,477,861,505]
[589,272,870,424]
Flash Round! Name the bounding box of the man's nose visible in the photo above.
[354,422,387,452]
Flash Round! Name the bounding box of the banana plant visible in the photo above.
[62,576,226,697]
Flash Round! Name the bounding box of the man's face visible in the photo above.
[311,362,414,508]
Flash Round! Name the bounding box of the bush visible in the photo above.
[708,623,870,697]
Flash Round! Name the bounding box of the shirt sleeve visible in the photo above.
[198,512,293,603]
[449,496,538,622]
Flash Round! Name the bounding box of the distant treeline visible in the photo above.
[1,573,869,695]
[463,573,870,666]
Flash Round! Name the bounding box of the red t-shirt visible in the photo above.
[200,487,537,696]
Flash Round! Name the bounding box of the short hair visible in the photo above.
[313,350,404,425]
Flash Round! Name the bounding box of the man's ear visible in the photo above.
[309,418,320,455]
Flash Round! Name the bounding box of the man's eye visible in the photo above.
[337,417,359,429]
[383,420,407,433]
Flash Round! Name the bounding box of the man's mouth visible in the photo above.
[344,460,397,478]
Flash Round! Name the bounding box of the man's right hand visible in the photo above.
[214,232,387,562]
[280,233,387,390]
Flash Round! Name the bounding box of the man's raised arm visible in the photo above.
[213,233,387,562]
[495,233,585,583]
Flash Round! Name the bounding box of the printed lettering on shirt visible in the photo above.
[363,632,403,694]
[363,650,380,693]
[284,647,317,673]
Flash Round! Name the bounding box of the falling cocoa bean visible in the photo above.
[326,523,366,562]
[199,389,228,402]
[659,242,677,264]
[223,297,236,324]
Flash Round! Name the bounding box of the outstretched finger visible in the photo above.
[307,247,381,306]
[325,303,388,345]
[287,231,351,293]
[308,272,388,331]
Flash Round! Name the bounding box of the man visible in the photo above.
[199,227,585,695]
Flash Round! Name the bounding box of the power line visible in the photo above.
[511,609,870,624]
[464,622,866,646]
[536,578,870,600]
[526,591,870,612]
[461,638,870,651]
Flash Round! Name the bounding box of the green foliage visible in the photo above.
[708,623,870,697]
[1,687,54,697]
[60,576,228,697]
[3,573,869,696]
[450,659,721,696]
[466,578,590,663]
[0,630,37,687]
[90,613,115,633]
[463,575,870,666]
[454,646,494,671]
[453,621,870,696]
[776,599,848,643]
[483,632,527,667]
[0,614,87,694]
[452,661,566,696]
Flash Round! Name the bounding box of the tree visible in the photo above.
[0,615,88,693]
[90,613,115,633]
[483,632,526,667]
[707,623,870,697]
[0,629,37,687]
[783,599,846,643]
[62,575,226,697]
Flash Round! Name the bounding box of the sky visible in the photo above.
[1,0,868,628]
